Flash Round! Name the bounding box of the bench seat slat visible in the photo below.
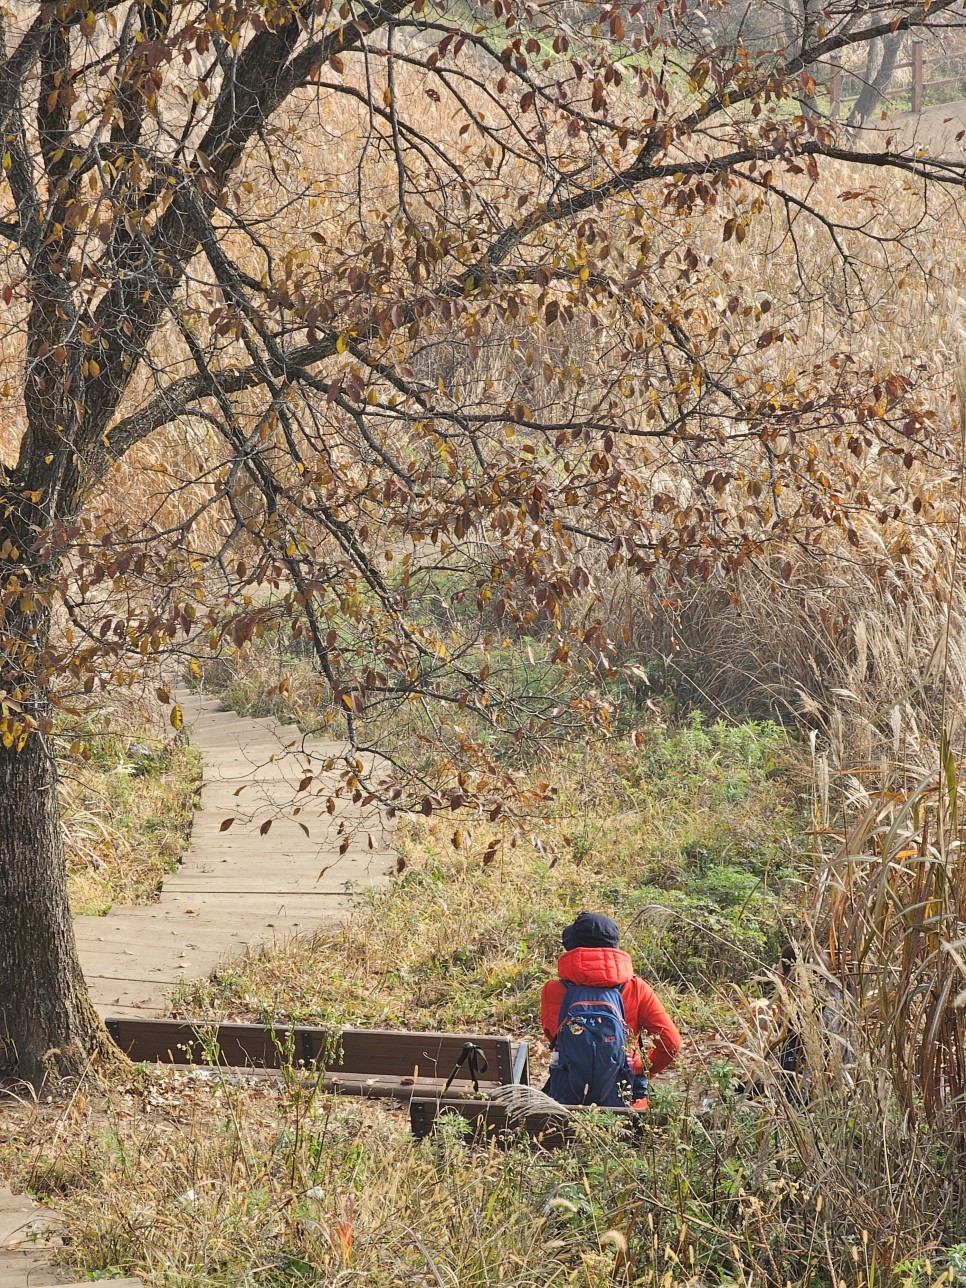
[409,1096,644,1145]
[321,1073,496,1101]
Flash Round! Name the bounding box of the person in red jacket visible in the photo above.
[541,911,682,1106]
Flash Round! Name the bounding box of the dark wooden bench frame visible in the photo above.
[409,1095,644,1146]
[105,1017,529,1100]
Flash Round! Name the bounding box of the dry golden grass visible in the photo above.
[0,1051,959,1288]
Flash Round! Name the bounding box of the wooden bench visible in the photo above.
[409,1095,645,1146]
[105,1017,529,1100]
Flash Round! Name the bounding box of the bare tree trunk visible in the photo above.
[0,706,116,1083]
[777,0,803,62]
[848,34,904,126]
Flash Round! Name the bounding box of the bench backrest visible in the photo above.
[106,1017,521,1085]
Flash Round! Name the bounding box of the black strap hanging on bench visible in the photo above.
[442,1042,489,1094]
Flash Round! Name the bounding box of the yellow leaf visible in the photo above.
[170,703,183,730]
[188,658,202,679]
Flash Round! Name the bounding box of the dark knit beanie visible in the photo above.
[561,911,620,951]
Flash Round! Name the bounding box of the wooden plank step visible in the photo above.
[0,1189,61,1288]
[57,1280,143,1287]
[0,1258,59,1288]
[199,829,386,843]
[178,703,222,717]
[189,735,286,750]
[188,712,251,727]
[89,988,170,1010]
[171,844,391,864]
[192,767,362,782]
[159,877,388,896]
[74,925,252,950]
[92,1004,163,1018]
[81,920,341,957]
[73,927,255,958]
[77,969,185,986]
[83,893,355,915]
[0,1192,57,1245]
[180,832,386,849]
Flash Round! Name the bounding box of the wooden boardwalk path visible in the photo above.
[74,687,395,1016]
[896,97,966,155]
[0,1188,61,1288]
[0,1188,140,1288]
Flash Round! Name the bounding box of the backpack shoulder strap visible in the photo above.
[620,977,649,1055]
[551,979,576,1047]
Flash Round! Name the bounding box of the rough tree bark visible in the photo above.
[848,33,904,125]
[0,711,116,1082]
[0,1,326,1084]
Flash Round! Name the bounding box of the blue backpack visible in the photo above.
[547,981,638,1107]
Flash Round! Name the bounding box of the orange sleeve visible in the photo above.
[541,979,565,1041]
[625,977,682,1076]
